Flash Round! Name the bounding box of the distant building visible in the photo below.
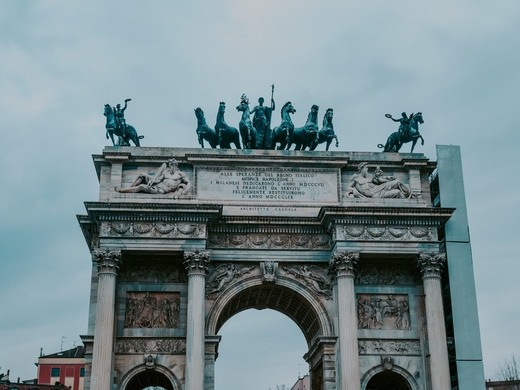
[291,374,310,390]
[485,379,520,390]
[36,346,85,390]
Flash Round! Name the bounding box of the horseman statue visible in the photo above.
[104,98,144,146]
[378,112,424,153]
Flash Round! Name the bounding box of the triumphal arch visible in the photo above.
[78,145,485,390]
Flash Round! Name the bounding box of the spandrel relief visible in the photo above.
[357,294,411,330]
[206,263,256,296]
[125,292,180,329]
[281,264,332,299]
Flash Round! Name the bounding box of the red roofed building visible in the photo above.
[36,346,85,390]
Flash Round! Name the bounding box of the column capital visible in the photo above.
[417,252,446,279]
[184,250,210,276]
[329,251,360,278]
[92,248,121,276]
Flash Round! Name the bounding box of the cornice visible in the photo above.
[319,206,454,228]
[82,201,222,222]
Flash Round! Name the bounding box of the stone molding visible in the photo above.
[207,232,331,250]
[335,225,436,242]
[417,252,446,279]
[183,250,210,277]
[329,251,360,278]
[100,222,206,239]
[358,339,421,355]
[93,248,121,275]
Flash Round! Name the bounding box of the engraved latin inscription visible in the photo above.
[196,167,339,203]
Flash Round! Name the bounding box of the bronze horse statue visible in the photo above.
[236,95,257,149]
[271,102,296,150]
[195,107,218,148]
[287,104,320,150]
[311,108,339,151]
[215,102,241,149]
[104,104,143,146]
[378,112,424,153]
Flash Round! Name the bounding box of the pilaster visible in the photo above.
[417,252,451,390]
[90,248,121,390]
[330,251,360,390]
[184,250,210,390]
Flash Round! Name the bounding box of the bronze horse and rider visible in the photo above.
[104,99,144,146]
[378,112,425,153]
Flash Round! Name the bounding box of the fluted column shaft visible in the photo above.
[330,252,360,390]
[184,251,210,390]
[418,252,451,390]
[90,249,121,390]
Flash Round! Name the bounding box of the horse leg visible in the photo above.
[325,140,332,151]
[410,139,418,153]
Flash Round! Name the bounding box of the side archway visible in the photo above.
[120,364,182,390]
[362,364,418,390]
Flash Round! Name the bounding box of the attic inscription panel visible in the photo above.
[196,167,340,203]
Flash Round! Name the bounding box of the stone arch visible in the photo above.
[120,364,182,390]
[361,363,419,390]
[206,274,333,345]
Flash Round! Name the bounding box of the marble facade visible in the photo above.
[78,146,484,390]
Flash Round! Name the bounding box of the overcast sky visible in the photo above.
[0,1,519,388]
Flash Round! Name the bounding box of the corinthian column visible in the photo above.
[330,251,360,390]
[184,250,210,390]
[90,248,121,390]
[418,252,451,390]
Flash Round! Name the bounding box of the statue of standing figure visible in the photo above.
[250,84,276,149]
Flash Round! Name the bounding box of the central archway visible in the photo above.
[206,275,335,389]
[206,277,333,343]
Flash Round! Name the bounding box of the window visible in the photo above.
[80,368,85,377]
[51,367,60,377]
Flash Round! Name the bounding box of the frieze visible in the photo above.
[115,338,186,354]
[207,232,331,250]
[355,263,418,286]
[357,294,411,330]
[119,262,186,283]
[124,292,180,329]
[358,339,421,355]
[101,222,205,239]
[335,225,436,242]
[281,264,332,299]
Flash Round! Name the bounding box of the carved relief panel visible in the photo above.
[357,294,411,330]
[124,292,180,329]
[119,260,186,283]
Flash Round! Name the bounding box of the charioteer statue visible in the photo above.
[103,98,144,147]
[250,85,276,149]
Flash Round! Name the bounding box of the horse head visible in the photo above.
[218,102,226,114]
[195,107,204,120]
[324,108,333,128]
[281,101,296,116]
